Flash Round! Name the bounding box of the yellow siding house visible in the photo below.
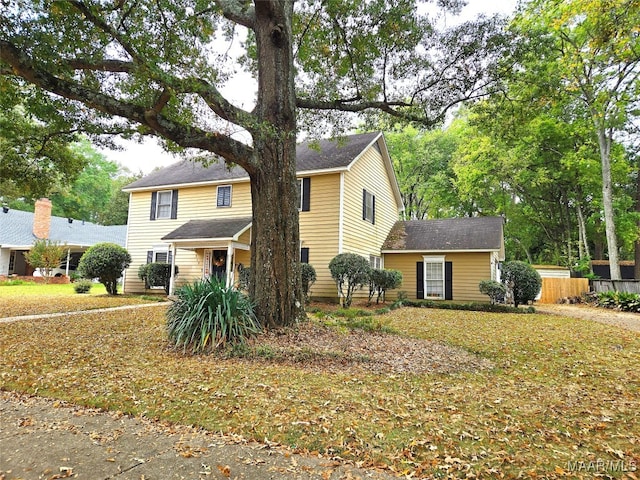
[122,132,404,299]
[122,132,505,303]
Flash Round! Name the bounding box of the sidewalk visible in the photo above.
[0,392,397,480]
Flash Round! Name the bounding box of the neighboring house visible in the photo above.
[382,217,505,302]
[0,198,127,277]
[122,132,505,302]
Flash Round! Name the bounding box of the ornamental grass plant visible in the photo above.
[167,276,260,353]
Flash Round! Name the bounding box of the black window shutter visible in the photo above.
[170,189,178,219]
[371,195,376,225]
[445,261,453,300]
[302,178,311,212]
[150,192,157,220]
[168,251,173,264]
[301,247,309,264]
[146,251,153,263]
[416,262,424,299]
[362,189,367,220]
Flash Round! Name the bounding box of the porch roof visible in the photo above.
[161,217,252,242]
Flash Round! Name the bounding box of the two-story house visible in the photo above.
[122,131,504,302]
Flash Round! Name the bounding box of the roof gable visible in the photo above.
[383,217,504,252]
[124,132,383,191]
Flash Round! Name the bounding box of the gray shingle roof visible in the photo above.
[162,217,252,241]
[0,208,126,248]
[383,217,504,251]
[124,132,382,190]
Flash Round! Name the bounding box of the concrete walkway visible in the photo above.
[0,302,171,324]
[0,392,397,480]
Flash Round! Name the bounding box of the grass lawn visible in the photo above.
[0,303,638,478]
[0,282,165,318]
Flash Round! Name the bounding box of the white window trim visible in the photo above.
[296,178,308,211]
[370,255,383,270]
[156,190,173,219]
[423,255,446,300]
[216,185,232,208]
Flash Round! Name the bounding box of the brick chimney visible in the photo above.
[33,198,52,239]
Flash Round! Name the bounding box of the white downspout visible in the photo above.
[338,172,345,253]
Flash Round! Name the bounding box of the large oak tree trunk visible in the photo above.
[249,1,305,328]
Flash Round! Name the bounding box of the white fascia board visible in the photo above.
[232,223,253,241]
[122,176,250,193]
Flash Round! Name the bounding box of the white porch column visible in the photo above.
[64,248,71,276]
[225,244,234,288]
[169,243,177,295]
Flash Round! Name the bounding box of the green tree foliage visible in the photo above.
[96,173,142,225]
[501,261,542,308]
[23,239,66,281]
[78,243,131,295]
[50,139,120,223]
[329,253,371,308]
[384,123,471,219]
[1,1,508,327]
[368,269,402,304]
[0,83,88,198]
[512,0,640,279]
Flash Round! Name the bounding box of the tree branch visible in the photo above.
[0,40,253,166]
[213,0,256,29]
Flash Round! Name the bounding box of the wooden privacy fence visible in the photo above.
[538,277,590,304]
[591,279,640,294]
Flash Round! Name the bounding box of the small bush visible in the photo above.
[78,243,131,295]
[329,253,371,307]
[501,261,542,307]
[391,298,535,314]
[73,279,93,294]
[138,262,178,294]
[368,269,403,304]
[597,291,640,312]
[300,263,317,302]
[167,276,261,353]
[479,280,506,304]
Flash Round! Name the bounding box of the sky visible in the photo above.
[100,0,519,175]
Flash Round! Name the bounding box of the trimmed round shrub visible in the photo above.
[73,279,93,294]
[138,262,178,294]
[77,242,131,295]
[369,269,403,304]
[479,280,506,304]
[167,276,261,353]
[329,253,371,307]
[501,261,542,308]
[300,263,317,302]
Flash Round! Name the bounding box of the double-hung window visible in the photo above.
[423,256,445,299]
[363,189,375,224]
[217,185,232,207]
[156,191,173,219]
[369,255,382,269]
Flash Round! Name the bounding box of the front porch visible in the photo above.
[161,217,253,294]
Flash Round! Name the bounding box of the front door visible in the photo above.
[212,249,227,280]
